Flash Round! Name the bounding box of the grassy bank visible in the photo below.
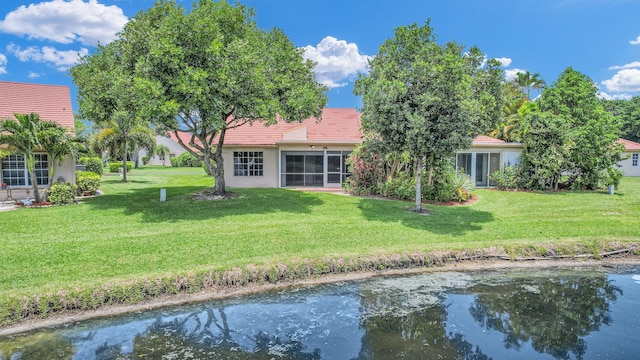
[1,166,639,325]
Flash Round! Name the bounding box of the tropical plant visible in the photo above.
[512,70,546,100]
[154,144,170,166]
[90,120,156,182]
[0,113,74,203]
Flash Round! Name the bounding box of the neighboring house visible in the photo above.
[0,81,76,201]
[618,138,640,177]
[455,136,523,187]
[145,135,183,166]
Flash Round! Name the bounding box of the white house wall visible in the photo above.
[140,136,187,166]
[222,147,279,188]
[618,151,640,177]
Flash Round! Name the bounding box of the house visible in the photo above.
[618,138,640,177]
[0,81,76,201]
[145,135,183,166]
[152,108,362,188]
[455,136,523,187]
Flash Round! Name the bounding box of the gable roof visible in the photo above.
[0,81,74,132]
[619,138,640,151]
[473,135,505,144]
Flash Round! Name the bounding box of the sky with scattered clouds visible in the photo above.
[1,0,639,111]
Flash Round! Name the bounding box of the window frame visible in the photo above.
[1,153,49,187]
[633,153,638,167]
[233,151,264,177]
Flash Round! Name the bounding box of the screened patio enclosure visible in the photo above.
[456,152,501,187]
[280,151,351,187]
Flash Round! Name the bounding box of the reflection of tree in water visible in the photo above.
[94,308,321,360]
[468,274,621,360]
[0,332,74,360]
[355,288,490,360]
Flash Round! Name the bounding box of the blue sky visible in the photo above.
[1,0,640,114]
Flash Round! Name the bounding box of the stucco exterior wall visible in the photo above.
[0,154,75,202]
[140,136,187,166]
[618,151,640,177]
[222,147,279,188]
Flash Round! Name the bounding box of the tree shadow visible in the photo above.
[82,186,324,223]
[357,197,494,236]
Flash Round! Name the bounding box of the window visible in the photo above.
[633,153,638,167]
[234,151,263,176]
[1,154,49,186]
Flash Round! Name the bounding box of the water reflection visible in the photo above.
[1,266,639,360]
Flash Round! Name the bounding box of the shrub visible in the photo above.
[77,157,103,175]
[450,171,474,202]
[171,152,202,167]
[109,162,133,173]
[76,171,101,195]
[600,167,624,189]
[344,143,387,196]
[142,156,150,165]
[381,172,414,200]
[47,182,77,204]
[489,165,522,190]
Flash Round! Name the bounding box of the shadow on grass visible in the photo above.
[83,186,324,223]
[357,197,494,236]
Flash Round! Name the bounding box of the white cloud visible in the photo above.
[504,68,526,82]
[630,35,640,45]
[0,0,128,46]
[598,91,633,100]
[28,71,43,79]
[303,36,371,88]
[7,43,88,71]
[602,68,640,92]
[609,61,640,70]
[494,57,512,67]
[0,53,7,74]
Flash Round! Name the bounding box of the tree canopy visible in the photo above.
[71,0,327,194]
[354,21,505,210]
[534,68,623,189]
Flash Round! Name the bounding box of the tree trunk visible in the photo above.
[426,153,435,187]
[24,154,41,203]
[211,127,226,195]
[121,142,128,183]
[414,156,422,212]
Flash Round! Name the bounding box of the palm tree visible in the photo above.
[0,113,73,203]
[513,71,546,100]
[91,117,156,182]
[154,144,170,166]
[39,125,78,200]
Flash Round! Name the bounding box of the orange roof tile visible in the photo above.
[170,108,362,147]
[0,81,74,132]
[473,135,505,144]
[619,138,640,151]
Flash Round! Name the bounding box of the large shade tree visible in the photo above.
[0,113,74,203]
[80,0,327,195]
[354,21,505,211]
[537,68,623,189]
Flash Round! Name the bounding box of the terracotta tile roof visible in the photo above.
[0,81,74,132]
[473,135,505,144]
[169,108,362,148]
[619,138,640,151]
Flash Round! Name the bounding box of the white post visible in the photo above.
[160,188,166,201]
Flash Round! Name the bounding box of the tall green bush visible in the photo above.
[76,171,101,195]
[78,157,103,175]
[170,152,202,167]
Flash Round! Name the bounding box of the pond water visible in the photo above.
[1,265,640,359]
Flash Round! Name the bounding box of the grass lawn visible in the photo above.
[1,166,639,309]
